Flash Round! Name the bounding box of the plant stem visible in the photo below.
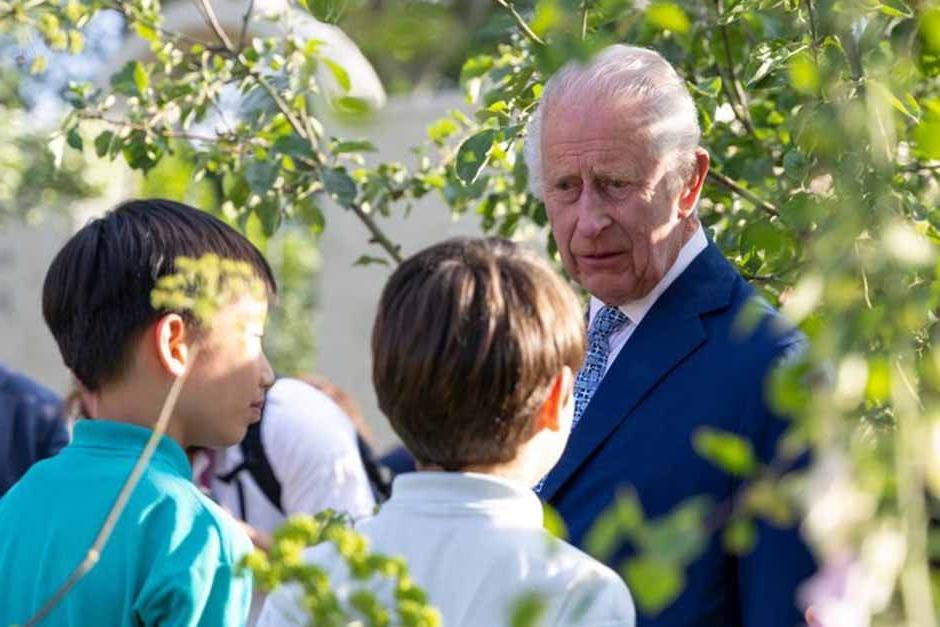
[494,0,545,45]
[707,170,779,217]
[350,203,403,264]
[193,0,235,51]
[238,0,255,51]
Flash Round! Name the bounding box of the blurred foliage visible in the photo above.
[244,510,441,626]
[3,0,940,622]
[0,71,99,223]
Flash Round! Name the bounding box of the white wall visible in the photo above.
[317,91,483,450]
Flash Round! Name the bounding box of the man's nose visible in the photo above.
[574,186,612,239]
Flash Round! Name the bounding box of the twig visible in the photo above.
[194,0,235,52]
[22,349,199,627]
[249,71,310,143]
[804,0,819,62]
[580,0,589,39]
[854,241,873,309]
[713,0,756,137]
[238,0,256,52]
[77,112,263,151]
[349,203,403,264]
[494,0,545,45]
[707,170,779,217]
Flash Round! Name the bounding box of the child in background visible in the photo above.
[0,199,276,626]
[258,237,635,626]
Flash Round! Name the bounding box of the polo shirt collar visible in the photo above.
[383,472,544,528]
[70,419,192,479]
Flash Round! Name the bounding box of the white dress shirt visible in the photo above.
[257,472,635,627]
[589,224,708,374]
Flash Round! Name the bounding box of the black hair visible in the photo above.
[42,198,277,391]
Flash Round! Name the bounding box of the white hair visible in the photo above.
[523,44,701,200]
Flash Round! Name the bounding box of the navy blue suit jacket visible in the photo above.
[541,243,815,627]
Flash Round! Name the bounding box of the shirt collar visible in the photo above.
[383,472,545,527]
[70,419,193,479]
[589,224,708,328]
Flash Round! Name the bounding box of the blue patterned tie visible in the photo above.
[533,305,629,495]
[572,306,629,429]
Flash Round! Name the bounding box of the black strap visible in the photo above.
[217,419,284,516]
[356,434,393,502]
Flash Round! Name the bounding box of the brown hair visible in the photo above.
[371,237,586,470]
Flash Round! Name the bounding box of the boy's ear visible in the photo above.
[535,366,574,433]
[154,313,190,377]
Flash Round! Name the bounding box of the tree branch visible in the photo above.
[193,0,235,52]
[248,71,310,143]
[713,0,756,138]
[238,0,255,52]
[707,170,779,217]
[494,0,545,45]
[350,203,403,264]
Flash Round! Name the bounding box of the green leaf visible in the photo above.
[333,96,371,115]
[94,131,115,158]
[29,56,47,75]
[510,591,549,627]
[455,129,497,185]
[296,196,325,233]
[724,518,757,555]
[645,3,690,34]
[622,556,684,615]
[66,128,83,151]
[877,0,913,18]
[245,160,279,195]
[323,58,351,92]
[111,61,144,96]
[331,139,377,154]
[354,254,390,267]
[428,118,460,145]
[460,55,495,84]
[693,428,756,477]
[134,62,150,94]
[256,200,282,237]
[788,52,819,94]
[273,134,313,159]
[542,503,569,540]
[914,120,940,159]
[323,167,358,206]
[922,8,940,52]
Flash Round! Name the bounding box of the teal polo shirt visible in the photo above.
[0,420,253,627]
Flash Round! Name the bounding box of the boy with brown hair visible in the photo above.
[0,199,277,626]
[258,237,635,626]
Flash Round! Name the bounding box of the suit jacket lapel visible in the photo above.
[541,243,738,501]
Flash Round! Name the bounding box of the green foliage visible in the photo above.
[150,254,266,324]
[244,511,441,626]
[4,0,940,622]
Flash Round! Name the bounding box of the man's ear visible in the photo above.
[535,366,574,433]
[678,148,710,218]
[153,313,190,377]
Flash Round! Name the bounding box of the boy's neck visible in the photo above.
[94,380,189,449]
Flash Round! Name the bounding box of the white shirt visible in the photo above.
[257,472,636,627]
[589,224,708,374]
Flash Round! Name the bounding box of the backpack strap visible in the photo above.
[356,433,393,503]
[216,419,284,516]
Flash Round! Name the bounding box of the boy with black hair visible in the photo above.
[0,199,277,626]
[258,237,635,626]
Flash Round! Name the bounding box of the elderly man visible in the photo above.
[527,45,815,626]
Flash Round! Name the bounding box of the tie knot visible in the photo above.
[589,306,629,341]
